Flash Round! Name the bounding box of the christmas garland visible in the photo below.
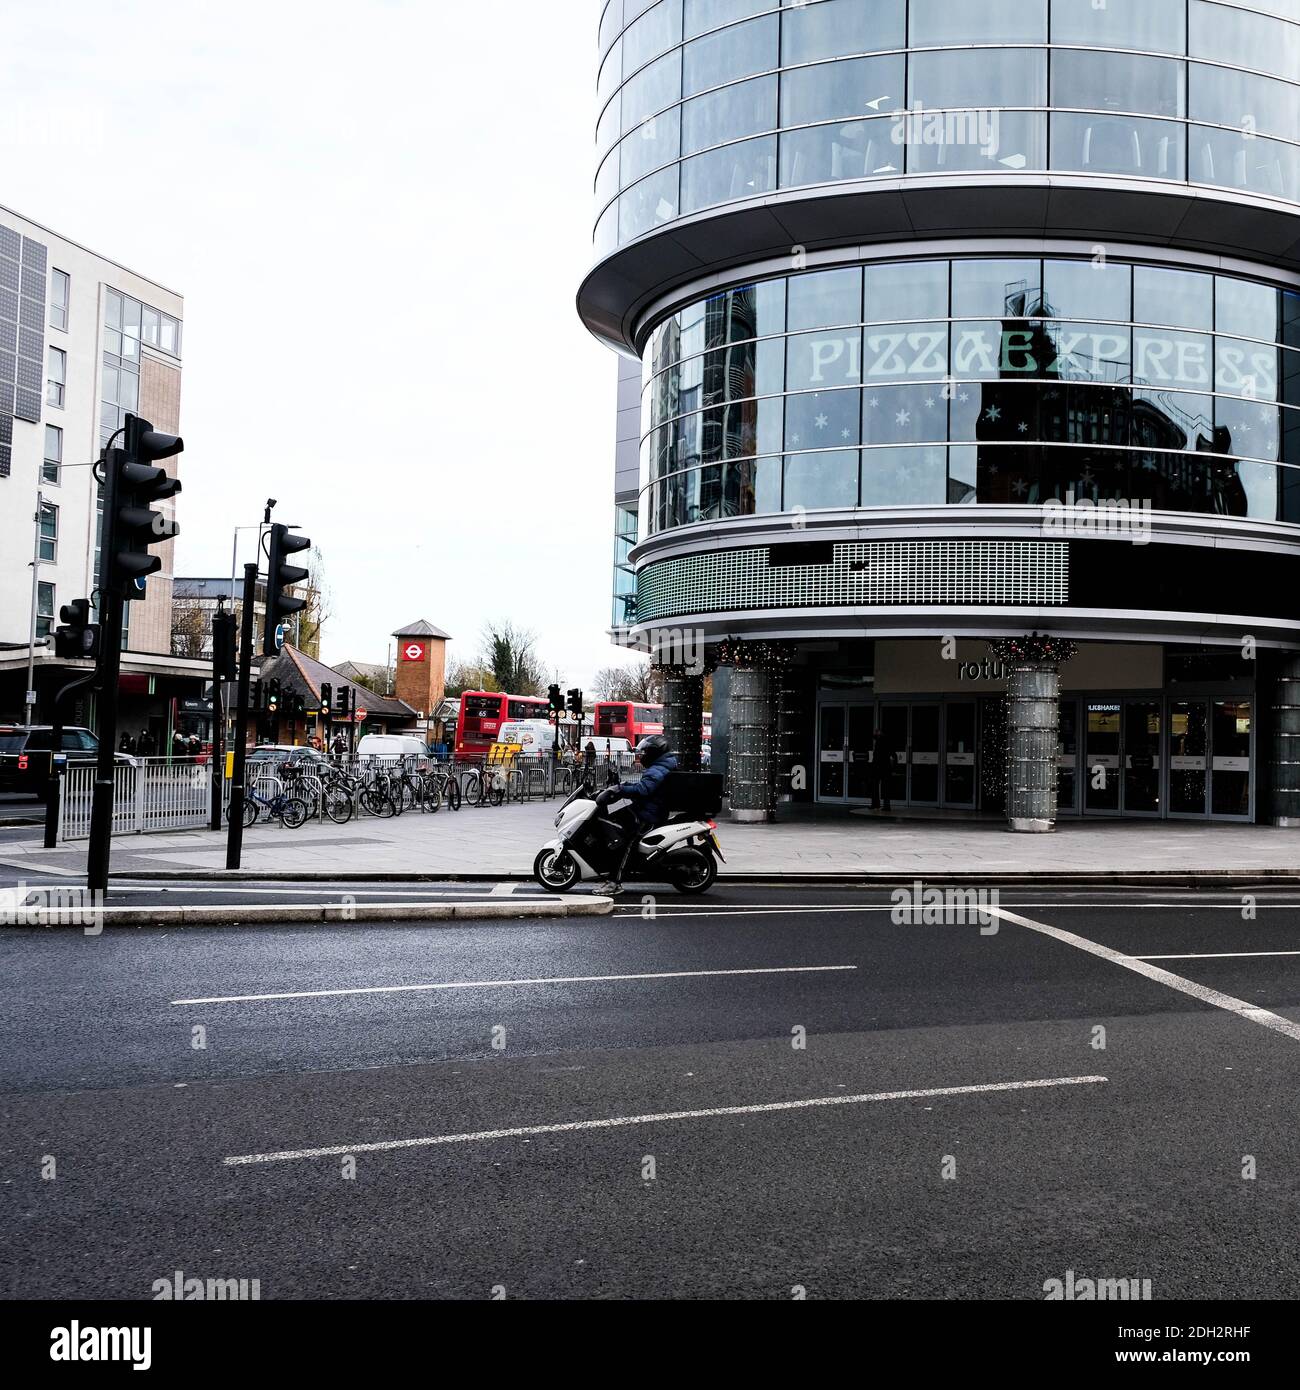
[988,634,1078,665]
[713,638,795,670]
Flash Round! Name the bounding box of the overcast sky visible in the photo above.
[1,0,635,687]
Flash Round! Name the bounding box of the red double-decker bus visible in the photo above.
[593,701,665,744]
[454,691,550,758]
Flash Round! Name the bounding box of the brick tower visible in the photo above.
[392,620,451,719]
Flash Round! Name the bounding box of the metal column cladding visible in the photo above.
[0,222,48,477]
[636,540,1069,622]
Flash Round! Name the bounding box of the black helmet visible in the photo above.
[634,734,670,767]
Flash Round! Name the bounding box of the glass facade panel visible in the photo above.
[781,0,904,65]
[779,55,903,127]
[1050,112,1185,181]
[640,255,1300,536]
[909,0,1046,45]
[682,12,777,96]
[681,74,776,155]
[680,134,776,211]
[1050,0,1187,53]
[1051,50,1185,119]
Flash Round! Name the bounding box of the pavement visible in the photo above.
[3,885,1299,1305]
[2,797,1299,884]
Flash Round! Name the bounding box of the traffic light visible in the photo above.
[319,682,333,712]
[54,599,100,660]
[566,688,584,719]
[266,678,281,715]
[212,611,237,680]
[263,523,311,657]
[335,686,351,717]
[548,684,564,714]
[104,414,183,598]
[250,679,263,712]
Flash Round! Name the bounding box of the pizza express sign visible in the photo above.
[802,326,1278,397]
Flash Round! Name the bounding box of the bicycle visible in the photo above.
[226,781,308,829]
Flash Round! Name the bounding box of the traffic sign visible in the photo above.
[274,623,287,652]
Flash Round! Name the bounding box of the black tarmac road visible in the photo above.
[2,885,1299,1301]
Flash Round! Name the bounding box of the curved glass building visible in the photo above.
[579,0,1300,825]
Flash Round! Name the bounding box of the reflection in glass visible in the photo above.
[781,0,904,65]
[1050,112,1184,180]
[680,135,776,212]
[779,57,902,127]
[909,0,1046,45]
[681,75,776,156]
[864,261,946,322]
[952,261,1041,319]
[1044,259,1131,323]
[860,446,946,506]
[779,119,902,188]
[787,267,863,332]
[1191,126,1300,203]
[1134,266,1213,332]
[783,449,858,509]
[682,12,777,96]
[1050,49,1185,119]
[1051,0,1186,53]
[1169,701,1208,815]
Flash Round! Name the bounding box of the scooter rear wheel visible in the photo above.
[534,847,580,892]
[670,849,717,895]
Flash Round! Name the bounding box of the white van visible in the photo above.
[497,720,565,756]
[356,733,428,764]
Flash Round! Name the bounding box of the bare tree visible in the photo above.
[445,660,500,697]
[593,662,663,704]
[171,603,209,660]
[294,546,332,660]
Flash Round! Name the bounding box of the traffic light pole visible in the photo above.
[225,563,258,870]
[86,574,125,897]
[209,622,226,833]
[44,665,100,851]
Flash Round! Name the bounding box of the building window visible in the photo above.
[42,424,62,484]
[38,499,57,561]
[36,581,55,640]
[50,269,69,331]
[46,347,66,408]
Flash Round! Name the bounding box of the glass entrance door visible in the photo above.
[1084,702,1122,813]
[1123,700,1162,815]
[846,704,876,801]
[818,704,846,799]
[1169,699,1208,816]
[944,702,977,807]
[1057,699,1079,815]
[910,704,940,804]
[879,704,909,807]
[1211,700,1252,819]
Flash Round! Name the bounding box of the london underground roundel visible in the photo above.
[401,641,427,663]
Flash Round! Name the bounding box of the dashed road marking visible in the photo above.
[223,1073,1108,1166]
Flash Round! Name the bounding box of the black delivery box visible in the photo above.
[661,772,724,817]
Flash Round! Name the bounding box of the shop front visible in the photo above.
[812,641,1256,823]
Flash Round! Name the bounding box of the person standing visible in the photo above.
[868,725,899,812]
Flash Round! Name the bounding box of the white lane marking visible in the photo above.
[489,883,517,896]
[1133,950,1300,961]
[174,963,859,1006]
[47,884,544,899]
[615,902,1300,918]
[990,908,1300,1045]
[223,1073,1108,1166]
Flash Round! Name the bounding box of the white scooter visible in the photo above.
[534,780,722,895]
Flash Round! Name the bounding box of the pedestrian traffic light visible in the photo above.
[266,679,281,714]
[548,684,564,714]
[319,682,332,712]
[263,523,311,657]
[54,598,100,660]
[103,414,183,598]
[212,611,237,680]
[566,688,584,719]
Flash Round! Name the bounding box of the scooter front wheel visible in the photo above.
[534,847,580,892]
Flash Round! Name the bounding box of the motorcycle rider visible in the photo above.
[596,734,677,895]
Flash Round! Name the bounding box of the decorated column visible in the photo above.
[716,639,792,823]
[991,634,1078,834]
[658,666,705,773]
[1270,652,1300,827]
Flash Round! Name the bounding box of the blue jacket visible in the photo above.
[618,754,677,828]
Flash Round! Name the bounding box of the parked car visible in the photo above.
[246,744,331,770]
[0,726,133,801]
[355,733,429,764]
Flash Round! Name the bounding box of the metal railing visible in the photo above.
[58,757,232,840]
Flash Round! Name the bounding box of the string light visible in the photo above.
[989,632,1079,665]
